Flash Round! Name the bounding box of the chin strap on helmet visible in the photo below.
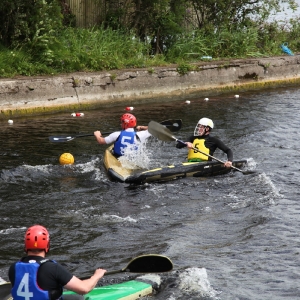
[194,117,214,135]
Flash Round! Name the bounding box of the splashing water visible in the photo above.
[179,268,220,299]
[118,141,152,169]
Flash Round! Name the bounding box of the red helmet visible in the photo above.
[120,113,137,129]
[24,225,50,253]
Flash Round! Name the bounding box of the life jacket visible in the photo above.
[113,130,138,157]
[187,138,209,161]
[11,258,61,300]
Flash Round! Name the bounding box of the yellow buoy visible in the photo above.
[59,153,75,165]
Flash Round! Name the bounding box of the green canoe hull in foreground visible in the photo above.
[64,280,152,300]
[1,280,152,300]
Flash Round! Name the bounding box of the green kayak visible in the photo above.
[0,280,152,300]
[63,280,152,300]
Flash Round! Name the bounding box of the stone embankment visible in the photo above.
[0,55,300,118]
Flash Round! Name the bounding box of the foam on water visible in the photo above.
[0,158,105,183]
[179,267,220,299]
[0,227,26,235]
[138,274,161,285]
[74,158,105,181]
[0,164,53,183]
[103,214,138,223]
[245,157,256,169]
[225,171,280,209]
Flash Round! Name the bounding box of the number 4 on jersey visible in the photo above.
[16,273,33,300]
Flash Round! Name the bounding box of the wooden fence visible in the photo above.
[66,0,103,28]
[65,0,198,29]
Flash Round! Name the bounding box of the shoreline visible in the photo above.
[1,55,300,118]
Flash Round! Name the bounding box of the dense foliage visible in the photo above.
[0,0,299,77]
[0,0,62,63]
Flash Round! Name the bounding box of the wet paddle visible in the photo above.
[0,254,173,298]
[49,119,182,142]
[148,120,256,175]
[81,254,173,279]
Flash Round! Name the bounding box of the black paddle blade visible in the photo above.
[80,254,173,278]
[148,121,177,142]
[125,254,173,273]
[161,119,182,132]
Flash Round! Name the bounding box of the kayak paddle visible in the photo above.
[148,120,256,175]
[49,119,182,143]
[81,254,173,279]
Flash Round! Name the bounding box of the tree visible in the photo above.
[188,0,298,31]
[128,0,187,54]
[0,0,62,63]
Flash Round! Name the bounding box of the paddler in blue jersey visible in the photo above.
[8,225,106,300]
[94,113,151,158]
[176,117,233,168]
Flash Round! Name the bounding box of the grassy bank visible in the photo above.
[0,20,299,78]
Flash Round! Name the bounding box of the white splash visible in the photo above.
[246,157,257,170]
[137,274,161,285]
[118,141,152,169]
[179,267,220,298]
[0,158,106,183]
[75,158,99,173]
[75,158,105,181]
[258,172,281,203]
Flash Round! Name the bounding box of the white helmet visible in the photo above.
[194,118,214,135]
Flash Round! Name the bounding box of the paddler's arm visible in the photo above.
[223,149,233,168]
[136,125,148,131]
[64,268,106,295]
[215,138,233,168]
[94,131,107,144]
[176,136,193,149]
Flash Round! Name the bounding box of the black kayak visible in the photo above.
[125,159,247,184]
[104,145,247,184]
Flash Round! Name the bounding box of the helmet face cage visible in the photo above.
[24,225,50,253]
[194,118,214,135]
[120,113,137,129]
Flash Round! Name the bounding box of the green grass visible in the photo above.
[0,19,299,78]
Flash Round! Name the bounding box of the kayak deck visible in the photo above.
[104,145,248,184]
[104,145,135,182]
[125,159,247,184]
[63,280,152,300]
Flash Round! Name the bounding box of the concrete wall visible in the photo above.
[1,55,300,118]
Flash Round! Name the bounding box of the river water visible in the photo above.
[0,86,300,300]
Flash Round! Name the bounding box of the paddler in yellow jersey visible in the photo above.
[176,117,233,168]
